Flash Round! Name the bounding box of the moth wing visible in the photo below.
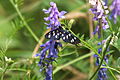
[45,28,62,40]
[61,30,71,42]
[61,30,80,44]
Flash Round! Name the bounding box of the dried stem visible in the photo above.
[88,11,94,78]
[32,29,50,58]
[63,66,87,80]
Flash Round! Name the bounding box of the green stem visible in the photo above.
[10,1,39,42]
[8,68,27,72]
[59,51,76,57]
[101,66,120,74]
[107,65,117,80]
[89,52,106,80]
[1,64,8,80]
[53,52,93,74]
[79,39,101,57]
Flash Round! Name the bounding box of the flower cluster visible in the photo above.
[110,0,120,23]
[89,0,110,80]
[43,2,66,29]
[89,0,109,38]
[97,67,108,80]
[36,2,66,80]
[36,40,62,80]
[94,40,109,80]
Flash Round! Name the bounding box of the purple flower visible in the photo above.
[94,40,109,80]
[89,0,109,38]
[89,1,110,79]
[93,25,101,38]
[36,40,62,80]
[97,55,108,80]
[43,2,67,29]
[45,64,53,80]
[37,2,66,80]
[98,68,108,80]
[110,0,120,23]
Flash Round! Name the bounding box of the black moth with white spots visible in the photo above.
[45,26,80,44]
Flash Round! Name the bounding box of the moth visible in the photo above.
[45,26,80,44]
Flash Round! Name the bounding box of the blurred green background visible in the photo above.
[0,0,120,80]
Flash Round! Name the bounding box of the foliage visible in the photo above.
[0,0,120,80]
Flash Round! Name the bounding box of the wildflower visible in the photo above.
[45,64,53,80]
[43,2,66,29]
[94,40,109,80]
[89,0,109,37]
[96,56,108,80]
[97,67,108,80]
[89,0,110,80]
[110,0,120,23]
[36,2,66,80]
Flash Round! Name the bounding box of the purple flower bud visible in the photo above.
[50,2,56,7]
[98,48,102,54]
[94,54,98,57]
[98,42,102,45]
[93,25,99,35]
[35,53,40,57]
[43,8,51,14]
[59,11,67,18]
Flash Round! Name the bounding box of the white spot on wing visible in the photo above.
[55,35,58,38]
[66,35,69,39]
[57,33,59,35]
[68,34,71,36]
[71,39,74,43]
[48,35,51,38]
[53,33,55,36]
[62,34,64,36]
[63,37,65,40]
[74,37,76,40]
[72,39,74,42]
